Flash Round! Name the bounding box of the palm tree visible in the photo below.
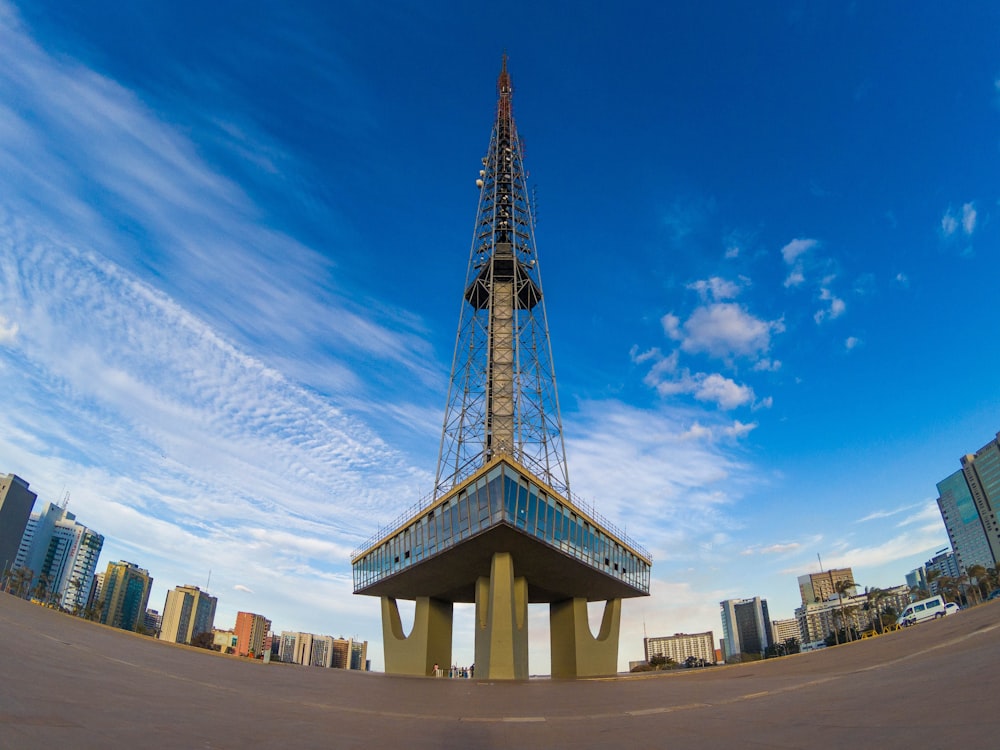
[986,567,1000,595]
[8,567,32,598]
[834,578,857,643]
[865,586,887,634]
[967,565,988,604]
[935,575,958,604]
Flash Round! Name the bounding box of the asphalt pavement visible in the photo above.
[1,593,997,749]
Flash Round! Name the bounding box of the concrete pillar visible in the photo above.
[474,552,528,679]
[549,597,621,678]
[381,596,453,676]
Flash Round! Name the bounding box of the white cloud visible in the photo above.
[694,373,753,409]
[845,336,861,351]
[0,314,17,343]
[784,270,805,288]
[940,203,975,239]
[781,238,817,264]
[678,303,780,360]
[679,422,713,441]
[962,202,977,234]
[629,345,661,365]
[855,502,925,524]
[752,358,781,372]
[893,272,909,288]
[814,288,846,324]
[233,584,255,594]
[645,365,756,411]
[722,420,757,438]
[686,276,743,301]
[660,312,682,341]
[743,541,802,555]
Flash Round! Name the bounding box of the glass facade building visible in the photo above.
[352,458,650,599]
[937,469,994,571]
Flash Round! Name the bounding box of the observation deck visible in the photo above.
[351,456,651,603]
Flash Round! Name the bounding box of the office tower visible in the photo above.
[925,548,960,590]
[159,585,218,645]
[234,611,271,658]
[100,561,153,632]
[797,568,855,606]
[720,597,773,661]
[14,501,104,611]
[352,56,650,680]
[933,432,1000,571]
[0,473,36,576]
[937,470,994,571]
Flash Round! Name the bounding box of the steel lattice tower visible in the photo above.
[352,57,650,680]
[434,55,570,499]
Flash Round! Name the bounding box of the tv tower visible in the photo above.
[434,54,569,499]
[352,57,650,680]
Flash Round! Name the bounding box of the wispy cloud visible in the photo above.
[686,276,747,301]
[742,541,802,556]
[941,202,977,238]
[565,399,760,562]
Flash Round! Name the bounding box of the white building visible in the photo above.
[771,617,800,646]
[644,631,716,665]
[15,502,104,611]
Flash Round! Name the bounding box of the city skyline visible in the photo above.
[2,2,999,671]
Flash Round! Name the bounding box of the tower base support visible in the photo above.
[381,595,453,676]
[549,597,621,678]
[474,552,528,679]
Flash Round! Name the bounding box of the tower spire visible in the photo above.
[434,56,570,498]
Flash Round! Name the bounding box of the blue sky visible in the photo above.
[1,1,999,671]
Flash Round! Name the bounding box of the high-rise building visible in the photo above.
[159,585,218,645]
[234,611,271,658]
[797,568,855,606]
[937,470,993,572]
[933,432,1000,572]
[771,618,801,645]
[14,501,104,611]
[144,608,163,636]
[925,548,960,592]
[644,631,716,665]
[0,474,36,576]
[720,597,773,661]
[100,561,153,632]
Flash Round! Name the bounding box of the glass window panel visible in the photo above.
[527,491,537,534]
[503,476,517,520]
[516,482,528,528]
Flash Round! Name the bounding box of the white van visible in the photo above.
[896,595,947,627]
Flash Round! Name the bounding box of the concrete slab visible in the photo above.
[1,593,998,748]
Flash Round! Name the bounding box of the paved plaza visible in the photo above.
[1,593,998,749]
